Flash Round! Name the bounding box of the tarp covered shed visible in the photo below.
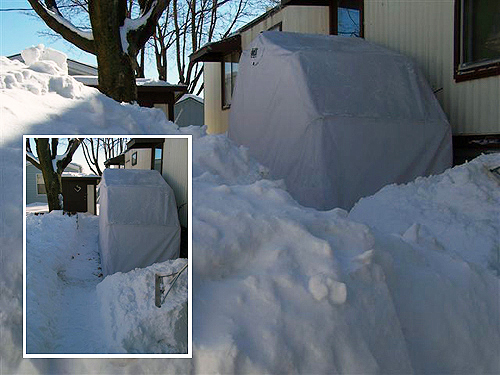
[99,169,180,276]
[228,31,452,210]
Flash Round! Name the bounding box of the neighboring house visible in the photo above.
[73,77,187,122]
[191,0,500,161]
[26,161,82,205]
[106,138,189,228]
[174,94,204,127]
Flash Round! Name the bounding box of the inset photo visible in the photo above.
[24,136,192,358]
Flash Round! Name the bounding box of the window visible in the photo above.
[222,52,240,109]
[338,8,361,37]
[36,173,46,195]
[153,146,162,173]
[268,22,282,32]
[455,0,500,81]
[131,151,137,166]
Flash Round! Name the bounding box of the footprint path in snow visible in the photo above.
[52,214,107,354]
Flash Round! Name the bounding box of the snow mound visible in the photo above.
[193,134,268,185]
[350,154,500,274]
[96,259,188,354]
[2,51,82,98]
[21,44,69,75]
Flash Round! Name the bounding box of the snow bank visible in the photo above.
[2,47,500,373]
[350,154,500,274]
[96,259,188,354]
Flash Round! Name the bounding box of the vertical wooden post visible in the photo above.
[155,274,162,308]
[329,0,338,35]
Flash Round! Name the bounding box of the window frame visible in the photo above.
[221,51,240,110]
[131,151,138,166]
[454,0,500,82]
[36,173,46,195]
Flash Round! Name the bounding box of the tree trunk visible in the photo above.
[89,0,137,102]
[36,139,63,211]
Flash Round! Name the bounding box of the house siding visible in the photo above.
[124,148,151,170]
[174,98,204,127]
[364,0,500,135]
[26,165,47,205]
[203,5,329,134]
[161,138,189,228]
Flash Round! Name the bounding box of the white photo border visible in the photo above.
[23,134,193,359]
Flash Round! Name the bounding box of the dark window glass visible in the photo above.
[222,52,240,108]
[154,146,162,173]
[131,151,137,166]
[462,0,500,66]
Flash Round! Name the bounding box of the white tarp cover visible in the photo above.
[99,169,180,276]
[228,31,452,210]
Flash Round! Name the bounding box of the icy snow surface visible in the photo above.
[2,51,500,373]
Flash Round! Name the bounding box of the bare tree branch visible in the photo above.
[27,0,95,53]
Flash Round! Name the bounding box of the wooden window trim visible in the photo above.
[268,22,283,32]
[151,144,164,173]
[454,0,500,82]
[221,52,240,111]
[36,173,46,196]
[221,59,230,110]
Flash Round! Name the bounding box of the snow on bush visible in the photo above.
[2,49,500,373]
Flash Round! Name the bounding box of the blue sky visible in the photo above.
[1,1,97,65]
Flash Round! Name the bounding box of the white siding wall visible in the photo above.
[364,0,500,135]
[281,6,329,35]
[241,12,284,48]
[203,6,329,134]
[161,139,189,228]
[124,148,151,170]
[203,62,230,134]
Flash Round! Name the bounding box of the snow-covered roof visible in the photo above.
[74,75,184,88]
[8,52,97,76]
[26,158,82,172]
[177,93,204,104]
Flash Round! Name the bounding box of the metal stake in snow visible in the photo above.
[155,263,188,308]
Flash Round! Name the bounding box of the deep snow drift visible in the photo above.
[25,211,188,354]
[2,46,500,374]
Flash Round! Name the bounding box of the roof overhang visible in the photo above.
[281,0,362,9]
[126,138,165,150]
[61,175,101,183]
[104,154,125,167]
[190,34,242,64]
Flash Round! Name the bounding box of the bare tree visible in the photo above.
[27,0,171,102]
[81,138,128,176]
[26,138,81,212]
[152,0,272,94]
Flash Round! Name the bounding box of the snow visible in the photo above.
[74,76,180,87]
[177,94,204,104]
[2,48,500,373]
[26,202,49,214]
[25,211,187,354]
[45,5,93,41]
[120,4,157,54]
